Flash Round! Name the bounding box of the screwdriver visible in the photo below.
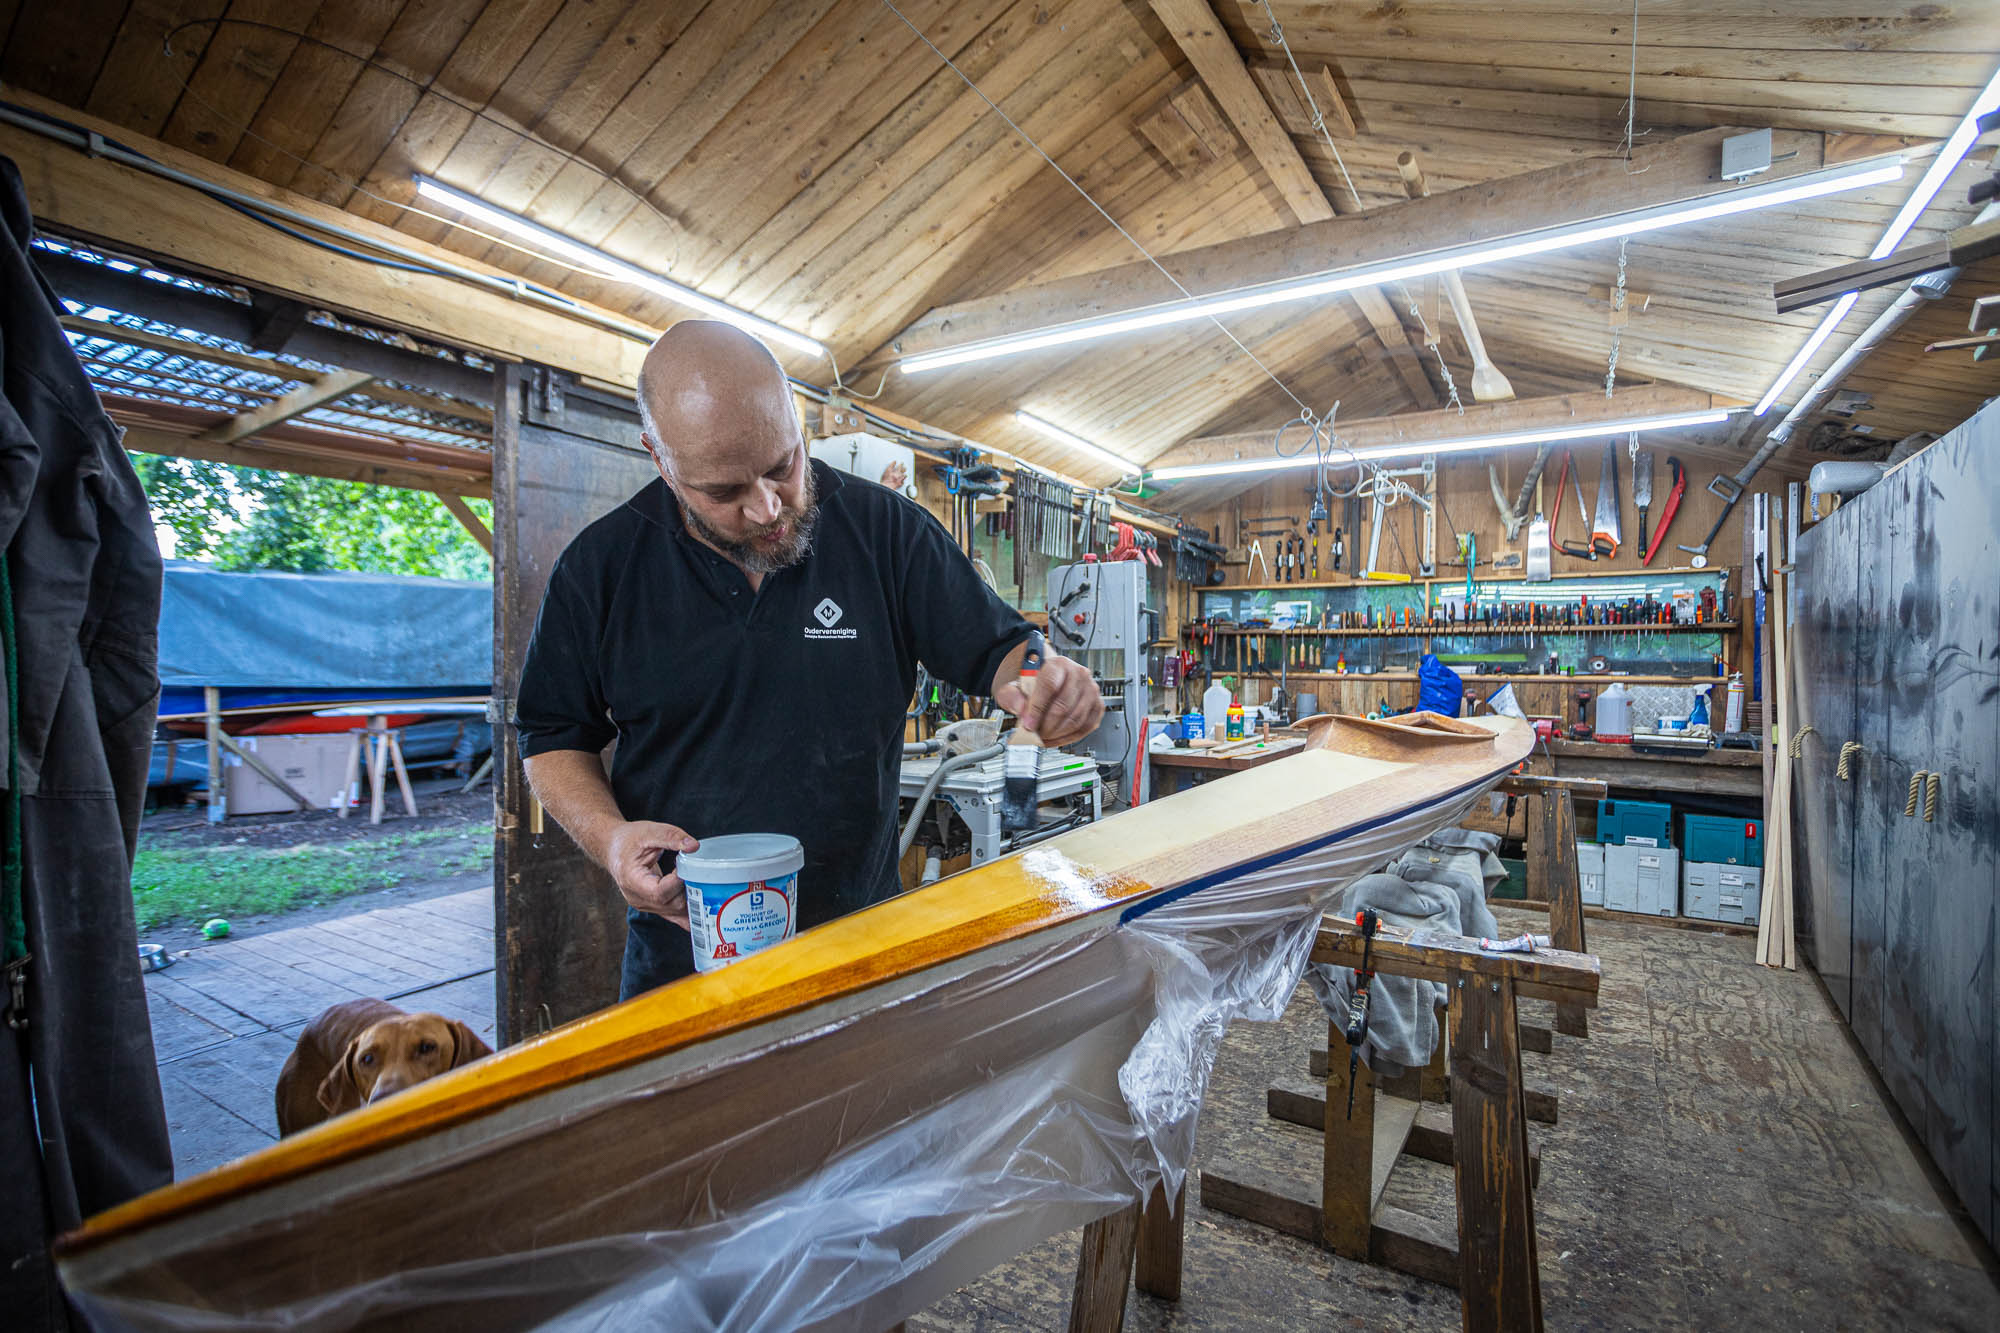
[1344,907,1381,1119]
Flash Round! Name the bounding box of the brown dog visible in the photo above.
[275,998,492,1136]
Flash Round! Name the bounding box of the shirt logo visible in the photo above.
[805,595,857,641]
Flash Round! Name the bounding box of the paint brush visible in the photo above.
[1001,631,1045,835]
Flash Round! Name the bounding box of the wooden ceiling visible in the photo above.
[4,0,1997,486]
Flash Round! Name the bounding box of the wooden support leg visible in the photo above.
[387,731,418,817]
[1068,1202,1141,1333]
[204,686,225,824]
[367,722,388,826]
[1322,1022,1375,1259]
[338,732,362,819]
[1449,977,1542,1333]
[1537,792,1590,1038]
[1134,1182,1185,1301]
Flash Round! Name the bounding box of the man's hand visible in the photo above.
[992,648,1102,747]
[604,821,700,929]
[878,460,908,490]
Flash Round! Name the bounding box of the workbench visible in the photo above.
[1147,736,1305,798]
[1524,738,1765,800]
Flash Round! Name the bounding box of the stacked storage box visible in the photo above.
[1681,815,1763,924]
[1598,799,1679,916]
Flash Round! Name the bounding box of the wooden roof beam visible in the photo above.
[1151,384,1736,471]
[195,368,376,444]
[1147,0,1334,225]
[889,128,1905,362]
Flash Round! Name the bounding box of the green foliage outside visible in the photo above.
[132,454,492,579]
[130,824,494,931]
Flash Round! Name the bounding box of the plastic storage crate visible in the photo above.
[1683,861,1761,924]
[1605,844,1679,916]
[1683,814,1763,866]
[1576,841,1605,907]
[1596,799,1673,847]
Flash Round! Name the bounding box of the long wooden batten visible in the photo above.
[60,714,1531,1326]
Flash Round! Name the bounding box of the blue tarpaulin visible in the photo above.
[157,562,490,717]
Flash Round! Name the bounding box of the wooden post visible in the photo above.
[367,716,388,825]
[204,686,225,823]
[386,731,418,817]
[1068,1203,1141,1332]
[1538,793,1589,1038]
[338,732,363,820]
[1322,1022,1375,1258]
[1449,977,1542,1333]
[1133,1182,1185,1301]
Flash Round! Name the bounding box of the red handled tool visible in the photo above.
[1642,457,1686,566]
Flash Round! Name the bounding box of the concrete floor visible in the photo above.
[143,899,1998,1329]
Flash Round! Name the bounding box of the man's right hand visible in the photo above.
[604,821,700,930]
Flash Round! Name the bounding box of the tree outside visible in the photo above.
[133,454,491,580]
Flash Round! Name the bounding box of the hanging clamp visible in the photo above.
[3,954,29,1031]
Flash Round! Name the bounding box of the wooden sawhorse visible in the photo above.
[1186,922,1599,1332]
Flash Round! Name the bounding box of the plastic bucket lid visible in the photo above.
[678,833,803,883]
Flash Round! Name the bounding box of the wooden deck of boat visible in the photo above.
[139,899,1998,1329]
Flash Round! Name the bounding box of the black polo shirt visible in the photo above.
[514,459,1031,965]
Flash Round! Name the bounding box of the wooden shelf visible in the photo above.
[1210,566,1727,592]
[1211,623,1737,638]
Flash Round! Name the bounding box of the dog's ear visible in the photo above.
[317,1040,363,1114]
[447,1020,493,1067]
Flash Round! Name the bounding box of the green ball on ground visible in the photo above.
[201,918,231,940]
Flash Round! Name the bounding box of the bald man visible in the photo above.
[513,322,1102,998]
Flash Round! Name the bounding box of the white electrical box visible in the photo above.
[809,432,918,502]
[1605,844,1679,916]
[1576,841,1605,907]
[1720,128,1773,181]
[1683,861,1762,925]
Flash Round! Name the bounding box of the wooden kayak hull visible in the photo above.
[62,716,1532,1330]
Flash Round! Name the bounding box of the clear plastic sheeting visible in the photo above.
[69,784,1495,1333]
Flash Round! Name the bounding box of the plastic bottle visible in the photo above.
[1689,683,1712,730]
[1203,680,1231,738]
[1593,682,1633,743]
[1724,672,1746,734]
[1226,696,1246,740]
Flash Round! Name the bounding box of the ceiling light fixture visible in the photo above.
[901,159,1905,374]
[1869,63,2000,260]
[1014,411,1143,473]
[413,176,827,360]
[1752,291,1859,416]
[1145,410,1734,482]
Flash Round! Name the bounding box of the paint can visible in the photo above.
[677,834,803,972]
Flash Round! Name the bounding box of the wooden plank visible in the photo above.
[225,0,403,189]
[1,92,652,389]
[1312,919,1600,1005]
[1146,0,1334,224]
[435,491,492,555]
[118,423,492,498]
[1251,62,1356,139]
[158,0,322,163]
[196,368,376,444]
[1449,978,1542,1332]
[84,0,230,137]
[1537,790,1590,1038]
[1067,1203,1140,1333]
[889,127,1881,358]
[1198,1160,1460,1287]
[1,0,130,105]
[1133,1182,1184,1302]
[1320,1025,1374,1257]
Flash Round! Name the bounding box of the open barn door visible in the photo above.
[491,364,655,1044]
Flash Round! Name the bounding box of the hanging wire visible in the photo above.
[1408,287,1465,413]
[879,0,1315,420]
[1618,0,1650,174]
[1252,0,1363,210]
[1604,236,1630,398]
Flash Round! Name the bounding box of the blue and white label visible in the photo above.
[686,872,798,971]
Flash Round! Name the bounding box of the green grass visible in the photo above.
[131,825,493,932]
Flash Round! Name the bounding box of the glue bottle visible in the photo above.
[1226,696,1245,740]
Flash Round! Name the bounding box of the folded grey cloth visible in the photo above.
[1310,829,1502,1077]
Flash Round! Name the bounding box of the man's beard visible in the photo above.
[679,464,819,575]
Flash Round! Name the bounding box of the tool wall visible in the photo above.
[1791,402,1997,1248]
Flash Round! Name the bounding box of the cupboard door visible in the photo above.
[1912,427,1998,1246]
[1790,521,1859,1018]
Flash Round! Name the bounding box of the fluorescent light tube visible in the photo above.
[413,176,826,360]
[1146,410,1733,481]
[1014,411,1142,473]
[901,159,1904,374]
[1752,292,1858,416]
[1870,62,2000,259]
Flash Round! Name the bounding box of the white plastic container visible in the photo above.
[1593,682,1633,743]
[677,833,803,972]
[1202,681,1231,739]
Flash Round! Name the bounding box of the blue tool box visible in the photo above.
[1596,799,1673,847]
[1682,814,1763,866]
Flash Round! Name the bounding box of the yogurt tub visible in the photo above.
[677,833,803,972]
